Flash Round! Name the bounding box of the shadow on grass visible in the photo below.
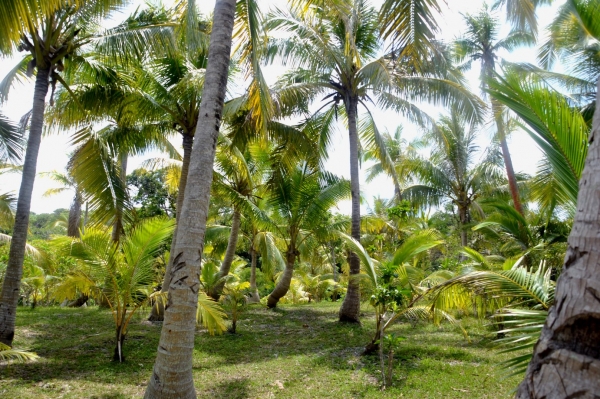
[201,377,251,399]
[2,303,486,390]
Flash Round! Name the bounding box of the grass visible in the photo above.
[0,301,523,398]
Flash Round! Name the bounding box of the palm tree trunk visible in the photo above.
[458,204,469,247]
[516,81,600,399]
[67,191,82,238]
[211,208,241,299]
[267,249,295,308]
[149,134,193,322]
[0,67,50,346]
[339,96,361,323]
[111,152,128,243]
[247,247,260,303]
[492,100,524,216]
[143,1,236,397]
[82,201,88,235]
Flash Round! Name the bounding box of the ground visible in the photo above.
[0,302,522,398]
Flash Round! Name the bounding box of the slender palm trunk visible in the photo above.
[247,247,260,303]
[339,96,361,323]
[516,81,600,399]
[82,201,88,235]
[149,134,193,322]
[211,208,241,299]
[67,191,82,238]
[111,152,128,243]
[144,1,236,397]
[492,100,523,216]
[0,68,50,346]
[458,204,469,247]
[267,248,296,308]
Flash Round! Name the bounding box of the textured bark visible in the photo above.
[0,68,50,346]
[492,99,524,216]
[339,96,361,323]
[111,152,128,243]
[211,208,241,299]
[516,81,600,399]
[67,191,82,238]
[267,250,296,308]
[458,204,469,248]
[247,247,260,304]
[149,133,193,322]
[143,1,236,397]
[113,326,126,363]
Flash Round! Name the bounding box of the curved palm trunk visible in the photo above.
[67,191,82,238]
[111,152,128,243]
[0,68,50,346]
[211,208,241,299]
[143,1,236,398]
[492,100,524,216]
[267,249,295,308]
[247,247,260,304]
[339,96,361,323]
[516,81,600,399]
[149,134,193,322]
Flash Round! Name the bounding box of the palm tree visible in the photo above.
[144,0,237,397]
[454,6,535,216]
[267,0,482,323]
[487,70,589,217]
[265,164,350,308]
[53,218,174,362]
[41,170,84,237]
[0,0,137,346]
[403,112,505,247]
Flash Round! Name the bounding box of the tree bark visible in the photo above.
[143,1,236,397]
[0,68,50,346]
[111,152,128,243]
[67,190,82,238]
[247,247,260,303]
[492,100,524,216]
[267,249,296,308]
[149,133,193,322]
[339,96,361,323]
[516,81,600,399]
[458,204,469,248]
[211,208,241,299]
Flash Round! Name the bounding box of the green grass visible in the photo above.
[0,302,523,398]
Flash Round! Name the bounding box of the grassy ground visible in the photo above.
[0,302,522,398]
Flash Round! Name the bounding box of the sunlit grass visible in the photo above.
[1,302,523,398]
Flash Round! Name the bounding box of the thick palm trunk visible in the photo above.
[247,247,260,304]
[516,81,600,399]
[111,152,128,243]
[143,1,236,398]
[149,134,193,322]
[339,96,361,323]
[211,208,241,299]
[67,191,82,238]
[267,249,296,308]
[0,68,50,346]
[492,100,524,216]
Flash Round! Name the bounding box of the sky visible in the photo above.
[0,0,564,215]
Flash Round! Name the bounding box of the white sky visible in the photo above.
[0,0,563,214]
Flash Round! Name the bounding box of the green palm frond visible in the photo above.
[0,342,39,362]
[196,291,227,335]
[392,229,443,266]
[0,113,23,163]
[487,71,588,209]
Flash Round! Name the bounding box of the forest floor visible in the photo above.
[1,301,522,398]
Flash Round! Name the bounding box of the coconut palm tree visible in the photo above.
[53,218,175,362]
[267,0,483,323]
[403,112,505,247]
[487,70,589,217]
[264,164,351,308]
[41,170,84,237]
[144,0,237,397]
[454,6,535,216]
[0,0,163,346]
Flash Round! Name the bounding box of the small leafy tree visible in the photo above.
[54,218,174,362]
